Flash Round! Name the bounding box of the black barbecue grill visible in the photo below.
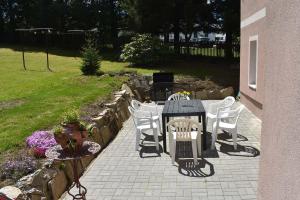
[152,72,174,101]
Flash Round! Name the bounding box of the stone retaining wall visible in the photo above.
[1,90,132,200]
[121,73,235,101]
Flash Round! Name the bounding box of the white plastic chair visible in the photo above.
[128,106,160,151]
[131,100,161,132]
[167,119,202,165]
[211,105,244,150]
[167,93,191,120]
[168,93,190,101]
[206,96,235,131]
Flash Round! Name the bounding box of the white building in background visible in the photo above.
[159,31,226,43]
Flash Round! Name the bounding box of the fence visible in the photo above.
[166,42,240,58]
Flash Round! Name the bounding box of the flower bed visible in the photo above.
[0,89,132,199]
[0,155,38,182]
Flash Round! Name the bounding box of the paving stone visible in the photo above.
[63,101,261,200]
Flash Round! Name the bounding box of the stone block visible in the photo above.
[0,186,22,199]
[47,170,68,200]
[195,90,209,100]
[121,84,135,97]
[80,155,95,169]
[90,126,103,145]
[220,87,235,98]
[63,160,84,184]
[207,89,223,100]
[99,126,113,147]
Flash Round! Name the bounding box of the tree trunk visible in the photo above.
[164,32,169,43]
[185,33,192,55]
[174,20,180,55]
[109,0,119,50]
[173,0,180,55]
[225,31,233,60]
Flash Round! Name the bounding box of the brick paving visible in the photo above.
[64,101,261,200]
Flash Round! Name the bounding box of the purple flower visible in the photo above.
[26,130,57,157]
[1,155,38,181]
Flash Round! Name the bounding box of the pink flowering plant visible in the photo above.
[26,130,57,157]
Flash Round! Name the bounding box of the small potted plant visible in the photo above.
[60,110,88,152]
[62,110,81,130]
[79,121,88,139]
[53,125,69,150]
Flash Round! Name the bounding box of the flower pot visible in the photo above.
[58,122,88,153]
[70,130,84,150]
[81,130,88,139]
[54,133,69,150]
[62,122,80,133]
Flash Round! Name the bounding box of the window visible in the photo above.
[248,35,258,89]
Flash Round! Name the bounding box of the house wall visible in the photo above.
[240,0,267,119]
[258,1,300,199]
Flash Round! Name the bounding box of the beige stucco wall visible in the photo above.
[241,0,266,19]
[240,92,262,119]
[258,0,300,199]
[240,1,266,119]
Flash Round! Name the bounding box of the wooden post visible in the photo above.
[21,32,26,70]
[45,31,52,72]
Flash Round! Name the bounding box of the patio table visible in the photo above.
[161,99,207,153]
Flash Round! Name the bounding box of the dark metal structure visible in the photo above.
[152,72,174,101]
[16,28,53,71]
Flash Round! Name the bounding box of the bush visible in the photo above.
[0,155,38,181]
[80,35,101,75]
[26,130,57,157]
[120,34,169,65]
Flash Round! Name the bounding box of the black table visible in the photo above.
[161,100,207,153]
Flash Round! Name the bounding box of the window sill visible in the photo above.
[249,84,257,90]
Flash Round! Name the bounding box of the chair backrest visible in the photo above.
[128,106,153,128]
[131,99,142,110]
[218,105,244,126]
[131,99,158,115]
[168,93,190,101]
[223,96,235,107]
[167,119,201,140]
[207,96,235,115]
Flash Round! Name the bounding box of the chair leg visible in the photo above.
[153,127,159,151]
[157,119,162,134]
[197,134,202,156]
[171,139,176,165]
[206,117,209,130]
[232,129,238,150]
[135,129,141,151]
[211,126,217,150]
[192,139,198,165]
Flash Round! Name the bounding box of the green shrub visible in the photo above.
[120,34,169,65]
[80,35,101,75]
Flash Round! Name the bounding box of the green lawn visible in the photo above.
[0,46,238,155]
[0,47,134,154]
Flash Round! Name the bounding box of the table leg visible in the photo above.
[202,113,207,150]
[162,115,167,153]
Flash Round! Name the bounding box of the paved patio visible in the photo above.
[64,101,261,200]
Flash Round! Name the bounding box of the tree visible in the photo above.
[213,0,240,59]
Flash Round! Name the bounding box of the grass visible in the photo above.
[0,45,239,155]
[0,47,130,154]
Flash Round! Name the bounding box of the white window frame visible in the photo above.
[248,35,258,90]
